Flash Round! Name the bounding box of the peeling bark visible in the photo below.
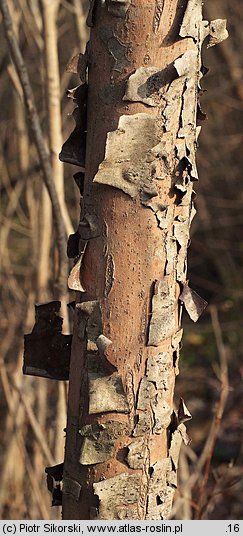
[23,302,71,381]
[93,473,141,519]
[94,113,161,200]
[59,0,228,521]
[59,84,87,168]
[106,0,131,18]
[179,283,208,322]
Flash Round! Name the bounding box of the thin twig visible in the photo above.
[173,307,230,519]
[0,0,68,296]
[195,305,229,518]
[14,385,55,466]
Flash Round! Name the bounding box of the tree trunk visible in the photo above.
[62,0,228,520]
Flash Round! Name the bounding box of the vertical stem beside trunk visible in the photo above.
[62,0,228,520]
[38,0,74,300]
[41,0,73,236]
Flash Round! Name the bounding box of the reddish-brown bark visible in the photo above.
[60,0,228,521]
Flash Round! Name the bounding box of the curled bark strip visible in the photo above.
[178,397,192,424]
[96,334,112,355]
[67,231,80,259]
[207,19,229,48]
[66,51,88,85]
[67,242,87,292]
[23,302,71,380]
[180,282,208,321]
[105,254,115,297]
[45,463,63,506]
[79,213,100,240]
[73,171,85,195]
[59,84,87,168]
[76,300,102,343]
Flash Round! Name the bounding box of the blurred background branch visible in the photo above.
[0,0,68,297]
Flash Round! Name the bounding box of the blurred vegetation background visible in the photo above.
[0,0,242,520]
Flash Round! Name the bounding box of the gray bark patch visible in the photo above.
[207,19,229,48]
[124,66,167,107]
[180,283,207,322]
[79,436,115,465]
[126,438,146,469]
[134,377,172,436]
[100,27,130,73]
[148,278,177,346]
[94,113,161,202]
[106,0,131,17]
[62,478,81,501]
[179,0,202,40]
[76,300,102,344]
[88,373,129,414]
[146,459,174,520]
[146,352,172,391]
[93,474,140,519]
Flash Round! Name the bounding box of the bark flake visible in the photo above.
[145,459,174,520]
[62,477,82,501]
[93,473,141,520]
[59,84,87,168]
[126,438,146,469]
[68,243,87,292]
[123,66,166,107]
[179,0,203,41]
[179,283,208,322]
[79,435,115,465]
[88,372,130,414]
[23,302,71,381]
[106,0,131,18]
[148,279,177,346]
[66,49,89,84]
[94,113,161,202]
[207,19,229,48]
[100,27,130,74]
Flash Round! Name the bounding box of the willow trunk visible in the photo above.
[62,0,228,520]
